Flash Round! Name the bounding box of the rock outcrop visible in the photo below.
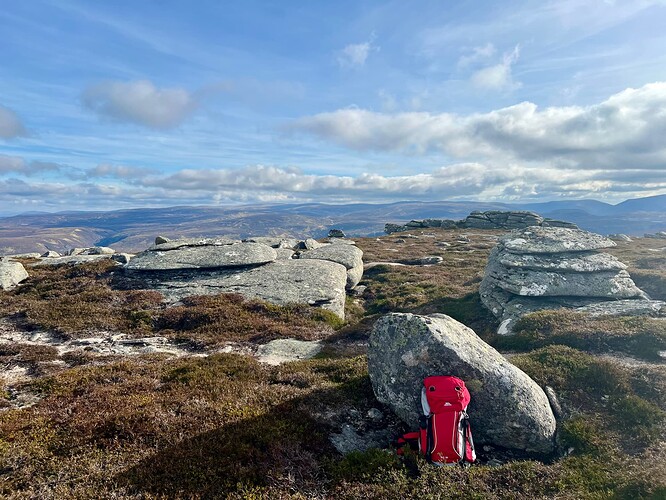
[118,236,363,321]
[121,258,348,319]
[480,227,663,334]
[0,259,29,290]
[298,244,364,289]
[127,241,277,270]
[368,313,557,454]
[385,211,577,234]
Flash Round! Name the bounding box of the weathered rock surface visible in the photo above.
[494,269,643,298]
[120,259,348,320]
[32,254,120,267]
[296,238,325,250]
[127,242,277,270]
[256,338,322,365]
[149,237,239,251]
[480,227,656,335]
[501,227,615,254]
[154,236,170,245]
[299,244,364,289]
[0,260,29,290]
[498,252,626,273]
[41,250,61,258]
[368,313,556,454]
[243,237,299,249]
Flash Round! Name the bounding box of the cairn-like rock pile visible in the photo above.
[480,227,664,334]
[118,236,364,320]
[385,210,577,234]
[368,313,557,454]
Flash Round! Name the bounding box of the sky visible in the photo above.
[1,0,666,215]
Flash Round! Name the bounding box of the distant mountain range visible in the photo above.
[1,195,664,254]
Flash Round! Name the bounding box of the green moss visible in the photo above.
[327,448,402,482]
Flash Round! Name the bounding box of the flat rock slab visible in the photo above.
[31,254,118,267]
[499,251,626,273]
[127,242,276,270]
[243,237,299,249]
[501,227,616,254]
[494,268,644,298]
[149,237,239,251]
[577,299,666,317]
[121,259,348,320]
[368,313,556,454]
[0,260,29,290]
[256,338,322,365]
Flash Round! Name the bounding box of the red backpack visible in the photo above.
[396,376,476,465]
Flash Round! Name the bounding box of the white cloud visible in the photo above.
[0,105,27,139]
[288,82,666,171]
[470,45,521,90]
[336,38,378,68]
[82,79,197,129]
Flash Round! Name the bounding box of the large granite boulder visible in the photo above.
[0,259,29,290]
[480,227,660,334]
[120,259,348,319]
[299,244,364,289]
[127,241,276,270]
[368,313,556,454]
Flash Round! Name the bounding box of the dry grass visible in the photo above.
[496,309,666,360]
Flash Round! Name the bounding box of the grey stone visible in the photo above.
[499,252,626,273]
[32,255,119,267]
[256,338,322,365]
[275,248,295,260]
[351,285,367,297]
[85,246,115,255]
[576,299,666,317]
[544,386,562,420]
[154,236,170,245]
[608,234,632,242]
[462,210,543,230]
[328,229,346,238]
[0,260,29,290]
[297,238,325,250]
[127,242,277,270]
[645,231,666,239]
[111,253,133,265]
[298,244,363,289]
[368,313,556,454]
[150,237,239,251]
[4,253,41,259]
[121,259,348,320]
[67,248,86,256]
[244,237,300,249]
[493,268,644,298]
[501,227,616,254]
[40,250,61,258]
[541,219,579,229]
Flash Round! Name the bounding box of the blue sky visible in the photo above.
[1,0,666,215]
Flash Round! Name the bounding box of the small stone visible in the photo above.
[155,236,170,245]
[328,229,346,238]
[367,408,384,421]
[41,250,61,258]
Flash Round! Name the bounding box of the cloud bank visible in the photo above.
[288,82,666,172]
[82,80,197,129]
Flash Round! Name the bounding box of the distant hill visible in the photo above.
[1,195,664,254]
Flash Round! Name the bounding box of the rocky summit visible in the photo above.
[480,227,664,334]
[368,313,557,454]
